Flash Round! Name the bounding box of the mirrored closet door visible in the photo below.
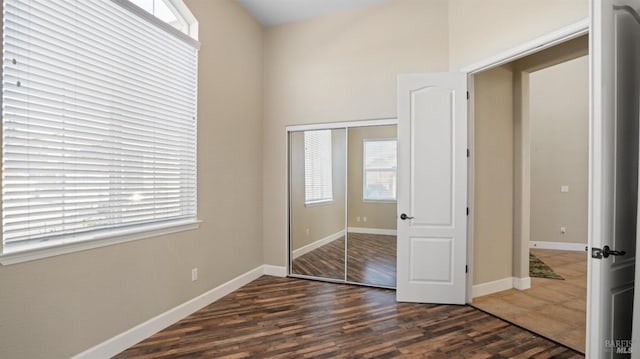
[289,128,346,281]
[346,125,397,287]
[288,122,397,289]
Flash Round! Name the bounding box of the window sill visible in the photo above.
[0,219,201,266]
[363,199,397,204]
[304,199,334,208]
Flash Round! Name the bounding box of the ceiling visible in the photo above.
[235,0,393,27]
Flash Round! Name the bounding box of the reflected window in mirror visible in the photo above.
[304,130,334,205]
[363,139,397,202]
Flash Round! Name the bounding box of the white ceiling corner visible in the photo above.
[235,0,393,27]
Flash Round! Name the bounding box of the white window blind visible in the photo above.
[304,130,333,204]
[363,139,397,201]
[2,0,198,253]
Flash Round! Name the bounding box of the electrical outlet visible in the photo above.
[560,227,566,234]
[305,228,310,236]
[561,185,569,193]
[363,216,367,223]
[191,268,198,281]
[356,216,360,222]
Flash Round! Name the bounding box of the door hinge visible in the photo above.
[465,265,468,273]
[466,207,469,216]
[467,149,470,158]
[466,91,469,100]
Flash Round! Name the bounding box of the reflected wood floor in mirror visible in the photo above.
[346,233,396,287]
[292,236,346,280]
[292,233,396,287]
[116,276,583,358]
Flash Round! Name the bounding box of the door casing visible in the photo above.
[461,19,589,304]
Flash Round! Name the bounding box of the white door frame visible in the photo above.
[460,18,589,304]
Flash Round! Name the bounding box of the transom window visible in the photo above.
[1,0,199,257]
[363,139,397,201]
[129,0,194,36]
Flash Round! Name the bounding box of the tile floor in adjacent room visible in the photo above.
[472,248,587,353]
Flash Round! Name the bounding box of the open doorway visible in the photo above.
[469,36,589,353]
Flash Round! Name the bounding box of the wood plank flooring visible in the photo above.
[292,233,396,287]
[116,276,583,358]
[472,249,587,353]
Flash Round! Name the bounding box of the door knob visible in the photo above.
[602,245,626,258]
[400,213,414,220]
[592,245,626,259]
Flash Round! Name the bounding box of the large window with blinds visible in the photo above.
[1,0,199,256]
[304,130,333,205]
[363,139,397,202]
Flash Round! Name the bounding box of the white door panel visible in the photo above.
[590,0,639,357]
[410,87,454,227]
[410,237,453,282]
[397,73,467,304]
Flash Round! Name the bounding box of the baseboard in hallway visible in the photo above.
[529,241,587,252]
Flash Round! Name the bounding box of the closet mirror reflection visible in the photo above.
[289,123,397,288]
[290,128,346,281]
[346,125,397,287]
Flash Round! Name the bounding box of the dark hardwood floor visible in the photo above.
[116,276,583,358]
[292,233,396,287]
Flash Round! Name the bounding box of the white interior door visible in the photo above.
[396,73,467,304]
[590,0,639,357]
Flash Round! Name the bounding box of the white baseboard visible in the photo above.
[347,227,397,236]
[263,264,286,277]
[472,277,513,298]
[472,276,532,298]
[73,264,282,359]
[292,231,343,259]
[513,276,531,290]
[529,241,587,252]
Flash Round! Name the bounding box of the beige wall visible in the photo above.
[473,66,514,285]
[347,125,397,230]
[448,0,588,70]
[290,129,346,250]
[263,0,449,266]
[529,56,589,244]
[0,1,264,358]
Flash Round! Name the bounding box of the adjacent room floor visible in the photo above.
[116,276,583,358]
[472,249,587,353]
[292,232,396,287]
